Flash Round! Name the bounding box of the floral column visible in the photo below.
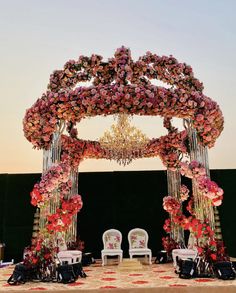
[36,120,80,248]
[65,169,79,243]
[184,119,215,229]
[40,128,63,231]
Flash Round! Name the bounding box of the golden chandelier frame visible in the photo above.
[99,114,149,166]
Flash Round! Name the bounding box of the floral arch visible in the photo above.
[23,46,225,268]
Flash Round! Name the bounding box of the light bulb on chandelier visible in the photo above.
[99,114,149,166]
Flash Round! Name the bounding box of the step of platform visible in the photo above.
[118,258,143,271]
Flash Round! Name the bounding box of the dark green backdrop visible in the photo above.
[0,170,235,262]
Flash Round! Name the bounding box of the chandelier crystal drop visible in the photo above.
[99,114,149,166]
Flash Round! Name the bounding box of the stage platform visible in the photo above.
[0,260,236,293]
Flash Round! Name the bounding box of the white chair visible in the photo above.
[128,228,152,264]
[57,250,82,265]
[101,229,123,266]
[172,249,198,268]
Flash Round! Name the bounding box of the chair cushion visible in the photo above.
[105,235,121,249]
[130,234,146,248]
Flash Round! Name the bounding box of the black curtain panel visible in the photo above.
[0,170,235,262]
[78,171,167,258]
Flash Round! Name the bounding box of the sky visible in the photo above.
[0,0,236,173]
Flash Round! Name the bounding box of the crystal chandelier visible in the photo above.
[99,114,149,166]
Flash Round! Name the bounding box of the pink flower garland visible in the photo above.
[180,184,189,202]
[59,128,187,171]
[198,177,223,206]
[180,160,223,206]
[23,47,224,152]
[30,163,70,207]
[30,161,83,236]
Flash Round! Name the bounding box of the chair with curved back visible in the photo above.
[128,228,152,264]
[101,229,123,266]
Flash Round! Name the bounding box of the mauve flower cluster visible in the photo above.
[23,46,224,151]
[60,135,107,169]
[180,160,206,178]
[198,177,223,206]
[152,129,187,169]
[114,46,133,83]
[30,163,70,206]
[180,160,223,206]
[180,184,190,202]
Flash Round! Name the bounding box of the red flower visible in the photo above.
[35,242,41,251]
[210,253,217,261]
[44,253,51,260]
[32,257,39,264]
[197,247,203,254]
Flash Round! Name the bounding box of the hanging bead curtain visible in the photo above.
[167,168,185,246]
[184,119,215,229]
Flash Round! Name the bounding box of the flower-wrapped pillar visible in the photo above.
[40,127,63,232]
[36,121,80,249]
[184,119,215,229]
[65,169,79,243]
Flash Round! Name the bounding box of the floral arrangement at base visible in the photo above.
[67,237,85,252]
[162,236,180,259]
[23,236,58,280]
[162,160,227,270]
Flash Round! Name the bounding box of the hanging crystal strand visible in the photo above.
[65,168,79,243]
[72,169,79,242]
[199,143,222,239]
[184,119,215,230]
[167,168,185,247]
[39,121,65,233]
[39,204,50,230]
